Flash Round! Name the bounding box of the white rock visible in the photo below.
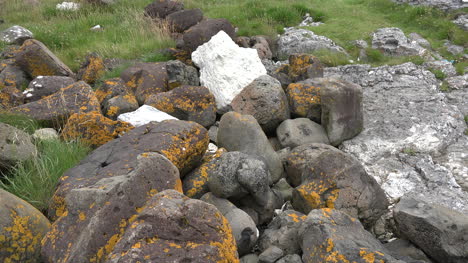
[33,128,59,141]
[192,31,267,113]
[56,2,80,11]
[117,105,178,127]
[90,25,102,31]
[0,25,33,44]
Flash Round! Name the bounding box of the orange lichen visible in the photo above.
[79,55,105,84]
[286,83,321,117]
[296,179,339,212]
[185,149,226,198]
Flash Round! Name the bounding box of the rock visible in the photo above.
[372,27,427,56]
[103,94,139,120]
[272,178,294,202]
[0,87,23,109]
[276,254,303,263]
[23,76,75,102]
[241,254,260,263]
[1,46,21,59]
[287,143,389,228]
[192,31,266,112]
[105,190,239,263]
[0,123,36,168]
[76,53,105,84]
[144,0,184,19]
[435,135,468,191]
[117,105,178,127]
[231,75,290,134]
[394,197,468,263]
[444,41,464,55]
[15,39,74,78]
[167,9,203,33]
[326,63,468,213]
[146,85,216,127]
[408,32,431,49]
[165,59,200,89]
[86,0,116,4]
[56,2,80,11]
[0,64,28,90]
[384,239,432,263]
[285,80,321,121]
[0,189,51,263]
[277,27,347,60]
[42,121,209,262]
[452,14,468,31]
[298,208,400,263]
[208,124,218,143]
[257,210,306,255]
[318,77,364,146]
[276,118,329,148]
[298,13,323,27]
[217,112,284,183]
[12,81,101,126]
[444,74,468,116]
[120,62,168,104]
[251,36,273,60]
[32,128,59,141]
[201,193,258,256]
[95,78,131,105]
[288,54,324,82]
[391,0,468,10]
[0,25,33,45]
[258,246,284,263]
[182,18,236,52]
[423,60,457,78]
[62,112,134,148]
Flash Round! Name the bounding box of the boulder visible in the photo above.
[444,74,468,116]
[285,81,321,121]
[192,31,266,112]
[0,189,51,263]
[11,81,101,126]
[103,93,139,120]
[167,9,203,33]
[231,75,290,134]
[276,118,329,148]
[258,246,284,263]
[23,76,75,102]
[391,0,467,10]
[452,14,468,31]
[144,0,184,19]
[0,123,36,168]
[217,112,284,183]
[372,27,427,57]
[384,239,432,263]
[286,143,389,228]
[95,78,131,105]
[0,64,28,90]
[0,25,33,45]
[117,105,178,127]
[408,32,431,49]
[0,87,23,109]
[32,128,59,141]
[146,85,216,127]
[15,39,74,78]
[251,36,273,60]
[298,209,401,263]
[165,59,200,89]
[76,53,105,84]
[182,18,236,52]
[276,254,303,263]
[241,254,259,263]
[201,193,258,256]
[394,197,468,263]
[120,62,168,104]
[423,60,457,78]
[288,54,324,82]
[444,41,464,55]
[62,112,134,148]
[277,28,347,59]
[105,190,239,263]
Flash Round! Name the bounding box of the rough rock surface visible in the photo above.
[182,18,236,52]
[32,128,59,141]
[0,189,51,263]
[165,59,200,89]
[231,75,290,134]
[288,54,324,82]
[372,27,427,57]
[444,74,468,116]
[23,76,75,102]
[277,27,347,59]
[285,80,321,121]
[144,0,184,19]
[384,239,432,263]
[95,78,131,105]
[0,64,28,90]
[117,105,178,127]
[103,93,139,120]
[192,31,267,112]
[423,60,457,78]
[394,197,468,263]
[452,14,468,31]
[76,53,105,84]
[167,9,203,33]
[0,25,33,45]
[276,118,329,148]
[325,63,468,213]
[392,0,468,10]
[105,190,239,263]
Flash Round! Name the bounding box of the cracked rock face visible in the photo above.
[325,62,468,213]
[392,0,468,10]
[0,25,33,45]
[372,27,427,57]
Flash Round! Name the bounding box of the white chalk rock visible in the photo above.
[0,25,33,45]
[117,105,178,127]
[56,2,80,11]
[192,31,267,113]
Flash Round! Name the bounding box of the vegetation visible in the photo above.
[0,112,43,134]
[429,69,447,80]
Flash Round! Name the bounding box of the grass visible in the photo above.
[0,112,43,134]
[429,69,447,80]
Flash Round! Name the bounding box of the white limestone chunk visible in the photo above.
[117,105,177,127]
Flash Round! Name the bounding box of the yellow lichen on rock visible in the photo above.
[286,83,321,117]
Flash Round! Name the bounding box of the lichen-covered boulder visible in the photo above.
[0,25,33,45]
[76,53,105,84]
[0,189,51,263]
[61,112,134,148]
[165,60,200,89]
[287,144,388,228]
[167,9,203,33]
[285,81,321,121]
[120,62,168,104]
[11,81,101,126]
[0,123,36,169]
[144,0,184,19]
[298,209,400,263]
[105,190,239,263]
[182,19,236,52]
[23,76,75,102]
[103,94,139,120]
[0,64,28,90]
[95,78,131,105]
[146,85,216,127]
[288,54,324,82]
[0,86,24,109]
[14,39,74,78]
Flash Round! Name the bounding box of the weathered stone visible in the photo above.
[231,75,290,134]
[0,189,50,263]
[192,31,266,112]
[258,246,284,263]
[394,197,468,263]
[0,64,28,90]
[23,76,75,102]
[11,81,101,126]
[105,190,239,263]
[251,36,273,60]
[103,94,139,120]
[0,87,23,109]
[276,254,303,263]
[182,18,236,52]
[444,41,464,55]
[384,239,432,263]
[120,62,168,104]
[62,112,134,148]
[95,78,131,105]
[423,60,457,78]
[165,59,200,89]
[144,0,184,19]
[76,53,105,84]
[452,14,468,31]
[117,105,178,127]
[285,81,321,121]
[392,0,468,10]
[146,85,216,127]
[287,143,389,228]
[288,54,324,82]
[298,209,401,263]
[272,178,294,202]
[276,118,329,148]
[241,254,259,263]
[372,27,427,57]
[15,39,74,78]
[32,128,59,141]
[0,25,33,45]
[217,112,284,183]
[0,123,36,168]
[408,32,431,49]
[167,9,203,33]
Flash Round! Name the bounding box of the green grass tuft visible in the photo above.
[429,69,447,80]
[0,113,43,134]
[311,49,351,67]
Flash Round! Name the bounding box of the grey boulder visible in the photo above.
[276,118,329,148]
[372,27,427,57]
[23,76,75,102]
[0,123,36,169]
[0,25,33,45]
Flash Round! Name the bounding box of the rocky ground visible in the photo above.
[0,0,467,263]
